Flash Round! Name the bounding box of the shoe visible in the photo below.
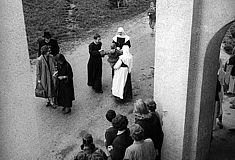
[51,104,57,109]
[46,102,51,107]
[95,90,103,93]
[64,108,71,114]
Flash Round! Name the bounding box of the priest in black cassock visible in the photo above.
[87,33,104,93]
[112,27,131,50]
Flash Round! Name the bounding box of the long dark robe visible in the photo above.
[56,61,75,108]
[87,42,103,92]
[121,63,132,100]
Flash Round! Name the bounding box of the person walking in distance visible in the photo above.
[147,2,156,35]
[87,33,105,93]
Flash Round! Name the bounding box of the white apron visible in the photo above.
[112,67,128,99]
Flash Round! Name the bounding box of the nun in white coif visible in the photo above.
[112,45,133,100]
[112,27,131,49]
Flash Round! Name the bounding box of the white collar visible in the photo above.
[117,130,125,135]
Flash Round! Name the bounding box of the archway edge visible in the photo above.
[183,20,235,160]
[154,0,235,159]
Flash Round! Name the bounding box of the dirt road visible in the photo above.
[33,12,155,160]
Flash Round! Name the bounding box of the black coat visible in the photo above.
[135,113,164,151]
[56,61,75,107]
[110,129,133,160]
[105,126,118,148]
[38,38,60,57]
[87,42,102,91]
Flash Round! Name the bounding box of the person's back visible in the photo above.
[105,126,118,148]
[104,110,118,148]
[147,7,156,20]
[110,129,133,160]
[124,138,156,160]
[124,124,157,160]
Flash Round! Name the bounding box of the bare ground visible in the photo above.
[32,12,155,160]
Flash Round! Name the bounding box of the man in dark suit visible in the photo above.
[38,31,60,57]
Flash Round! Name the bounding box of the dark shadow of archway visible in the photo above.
[199,20,235,160]
[183,20,235,160]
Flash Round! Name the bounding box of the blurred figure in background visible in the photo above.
[104,110,118,148]
[109,114,133,160]
[147,2,156,35]
[124,124,157,160]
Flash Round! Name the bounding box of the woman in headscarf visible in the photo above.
[55,54,75,114]
[112,45,133,101]
[36,45,57,108]
[112,27,131,50]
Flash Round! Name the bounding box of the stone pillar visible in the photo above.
[154,0,235,160]
[0,1,40,160]
[154,0,195,159]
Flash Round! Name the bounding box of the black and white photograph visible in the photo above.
[0,0,235,160]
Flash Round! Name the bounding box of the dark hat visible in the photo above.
[43,31,51,38]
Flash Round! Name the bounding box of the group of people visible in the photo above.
[214,29,235,130]
[74,98,164,160]
[36,31,75,114]
[87,27,133,101]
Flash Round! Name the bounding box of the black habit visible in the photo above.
[87,42,103,92]
[112,37,131,49]
[56,61,75,108]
